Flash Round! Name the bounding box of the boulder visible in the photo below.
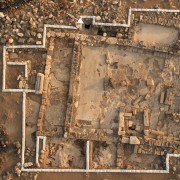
[112,1,118,5]
[17,33,24,37]
[147,78,154,86]
[37,33,42,39]
[1,38,6,44]
[25,30,31,37]
[36,41,42,45]
[116,33,123,38]
[122,137,130,143]
[130,136,140,145]
[95,16,101,21]
[103,32,107,37]
[18,38,25,44]
[106,37,117,45]
[8,38,14,44]
[37,28,44,33]
[14,141,21,149]
[0,12,5,18]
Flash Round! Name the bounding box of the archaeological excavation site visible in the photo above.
[0,0,179,179]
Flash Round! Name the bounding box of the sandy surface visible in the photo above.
[76,46,105,128]
[6,65,25,89]
[26,94,41,148]
[44,39,73,132]
[0,48,22,173]
[37,172,179,180]
[134,23,179,45]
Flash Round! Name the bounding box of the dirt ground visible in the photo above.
[0,48,22,173]
[37,172,180,180]
[0,48,47,173]
[134,23,179,46]
[25,94,41,148]
[43,38,73,136]
[122,144,165,170]
[76,45,105,128]
[6,65,25,89]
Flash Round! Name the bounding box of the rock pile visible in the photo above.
[37,37,54,135]
[0,127,8,152]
